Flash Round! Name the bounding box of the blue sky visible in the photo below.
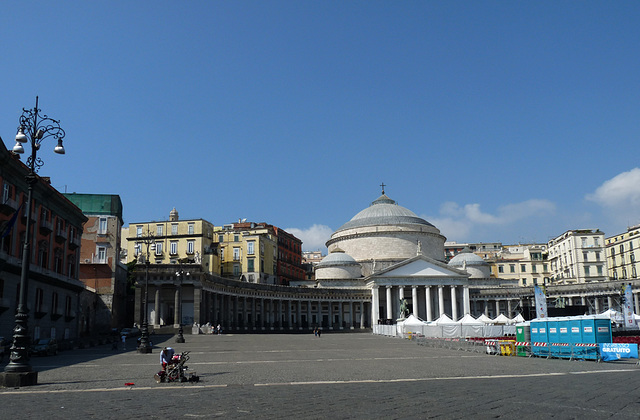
[2,2,640,251]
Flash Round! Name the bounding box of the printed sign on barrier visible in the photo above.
[599,343,639,362]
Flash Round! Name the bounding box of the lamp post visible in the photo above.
[175,262,188,343]
[2,97,65,386]
[137,232,155,353]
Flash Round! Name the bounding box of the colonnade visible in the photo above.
[371,284,471,323]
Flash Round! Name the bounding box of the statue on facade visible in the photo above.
[399,298,409,320]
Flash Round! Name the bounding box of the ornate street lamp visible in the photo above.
[137,231,155,353]
[175,263,189,343]
[2,97,65,386]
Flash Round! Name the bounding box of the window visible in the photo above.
[155,242,163,256]
[247,241,255,255]
[584,266,590,276]
[594,238,600,247]
[595,252,600,261]
[187,240,195,254]
[510,264,515,273]
[633,266,637,278]
[35,288,44,313]
[171,224,178,235]
[52,292,58,315]
[613,269,618,279]
[520,264,526,272]
[188,223,194,235]
[543,264,548,272]
[522,278,527,286]
[611,248,616,257]
[233,264,240,276]
[65,296,72,317]
[220,247,225,260]
[136,226,143,237]
[98,217,108,235]
[233,247,240,261]
[97,246,106,263]
[581,237,587,247]
[218,234,224,243]
[134,242,141,256]
[532,264,537,273]
[2,182,12,203]
[248,258,254,272]
[620,244,624,254]
[498,265,504,273]
[170,241,178,255]
[583,252,588,261]
[631,252,635,262]
[234,235,239,242]
[157,224,163,236]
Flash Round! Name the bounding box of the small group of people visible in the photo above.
[313,327,322,337]
[211,324,222,335]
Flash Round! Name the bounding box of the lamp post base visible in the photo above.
[0,371,38,388]
[137,344,152,354]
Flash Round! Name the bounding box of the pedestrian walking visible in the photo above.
[121,334,126,350]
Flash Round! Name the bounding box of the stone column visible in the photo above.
[372,287,380,326]
[154,287,161,326]
[260,298,266,330]
[328,300,333,330]
[173,286,181,328]
[463,286,470,315]
[450,285,457,320]
[307,299,312,329]
[607,296,613,310]
[194,287,202,325]
[242,296,248,330]
[286,299,292,330]
[251,297,257,330]
[233,295,239,331]
[386,286,393,321]
[412,286,418,317]
[297,300,302,330]
[595,297,601,313]
[581,296,586,306]
[495,299,500,317]
[349,301,354,329]
[425,286,432,322]
[277,299,283,330]
[317,300,322,328]
[360,301,365,328]
[507,299,513,318]
[438,285,445,317]
[484,299,489,316]
[337,301,343,330]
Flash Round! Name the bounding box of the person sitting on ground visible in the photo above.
[160,346,175,369]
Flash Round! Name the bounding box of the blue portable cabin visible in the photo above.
[547,318,561,357]
[581,316,612,360]
[557,317,572,358]
[530,318,549,357]
[569,316,585,358]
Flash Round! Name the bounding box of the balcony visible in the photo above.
[50,309,63,321]
[35,304,49,319]
[0,197,18,215]
[39,219,53,235]
[68,234,81,250]
[0,298,9,315]
[55,228,68,243]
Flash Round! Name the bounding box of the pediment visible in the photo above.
[369,255,468,279]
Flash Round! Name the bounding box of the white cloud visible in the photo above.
[424,199,556,242]
[587,168,640,208]
[286,224,333,252]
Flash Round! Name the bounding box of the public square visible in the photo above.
[0,332,639,419]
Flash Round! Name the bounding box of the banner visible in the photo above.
[599,343,639,361]
[534,285,547,319]
[622,284,638,330]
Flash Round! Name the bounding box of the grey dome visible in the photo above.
[317,249,359,267]
[449,251,488,267]
[335,194,435,232]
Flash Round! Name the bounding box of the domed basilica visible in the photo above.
[309,189,492,323]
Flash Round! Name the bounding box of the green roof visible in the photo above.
[63,193,123,224]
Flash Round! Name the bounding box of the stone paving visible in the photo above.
[0,332,639,419]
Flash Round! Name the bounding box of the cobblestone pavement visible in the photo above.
[0,333,639,419]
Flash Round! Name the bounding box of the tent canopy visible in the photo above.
[402,314,428,326]
[433,314,457,325]
[458,314,483,325]
[476,314,494,324]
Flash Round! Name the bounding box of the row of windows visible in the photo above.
[136,223,196,237]
[498,264,549,273]
[134,240,196,257]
